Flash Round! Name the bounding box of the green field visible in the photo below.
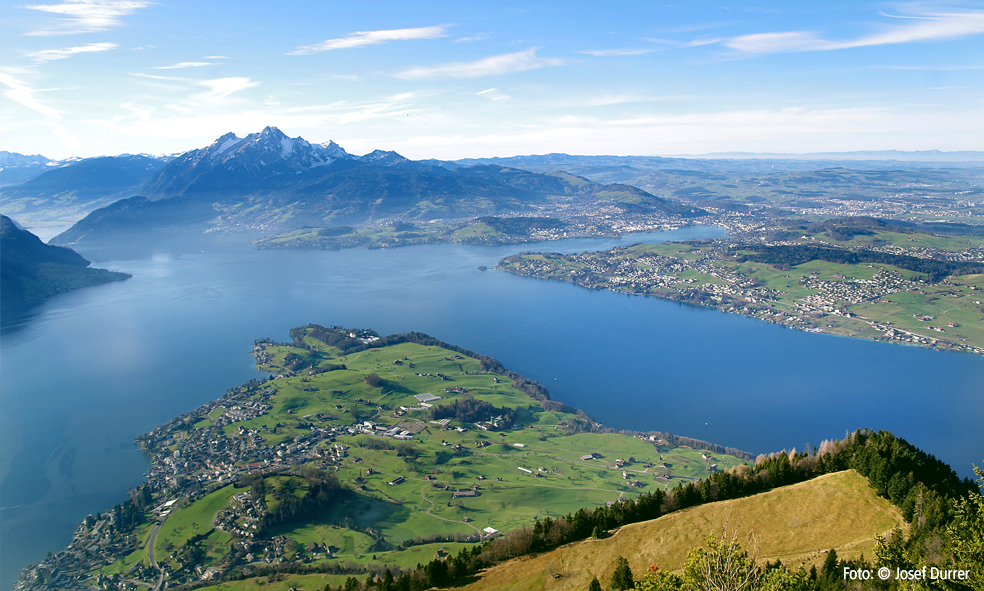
[154,487,236,565]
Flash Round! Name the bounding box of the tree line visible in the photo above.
[429,395,517,427]
[734,245,984,281]
[243,473,347,537]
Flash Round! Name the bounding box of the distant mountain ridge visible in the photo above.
[1,153,172,225]
[51,127,703,244]
[682,149,984,161]
[1,151,64,187]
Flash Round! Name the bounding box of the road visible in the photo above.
[145,501,179,591]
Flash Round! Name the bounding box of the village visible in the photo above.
[497,228,984,356]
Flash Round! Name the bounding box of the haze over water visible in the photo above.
[2,226,982,590]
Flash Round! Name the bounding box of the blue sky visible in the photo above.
[1,1,982,159]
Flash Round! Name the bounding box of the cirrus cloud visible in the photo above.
[289,25,448,55]
[0,71,62,118]
[396,48,563,80]
[726,10,984,54]
[580,48,656,56]
[22,0,151,36]
[193,77,260,103]
[154,62,219,70]
[25,41,117,63]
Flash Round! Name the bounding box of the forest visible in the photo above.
[735,245,984,281]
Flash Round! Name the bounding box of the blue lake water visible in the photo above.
[2,225,983,589]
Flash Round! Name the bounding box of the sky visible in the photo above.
[1,0,982,160]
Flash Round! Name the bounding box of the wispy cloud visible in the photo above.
[580,48,655,56]
[154,61,219,70]
[476,87,511,101]
[129,72,184,81]
[25,41,117,62]
[193,77,260,102]
[23,0,151,36]
[877,65,984,70]
[455,32,491,43]
[644,37,726,48]
[0,71,62,117]
[396,48,563,80]
[288,25,448,55]
[330,91,423,124]
[726,10,984,55]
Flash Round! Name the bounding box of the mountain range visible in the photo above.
[39,127,702,244]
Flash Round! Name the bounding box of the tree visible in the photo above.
[633,566,683,591]
[610,556,634,590]
[759,566,811,591]
[587,576,602,591]
[683,525,760,591]
[425,558,449,587]
[946,465,984,590]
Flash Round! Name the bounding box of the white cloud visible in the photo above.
[289,25,448,55]
[25,41,117,62]
[336,92,420,124]
[455,33,491,43]
[476,87,511,101]
[23,0,152,36]
[120,101,154,120]
[154,62,218,70]
[0,71,62,117]
[726,31,829,54]
[878,65,984,70]
[192,77,260,102]
[726,10,984,55]
[396,48,563,80]
[643,36,725,48]
[580,48,656,56]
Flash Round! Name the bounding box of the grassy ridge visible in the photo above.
[456,470,904,591]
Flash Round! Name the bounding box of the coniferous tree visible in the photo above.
[610,556,633,590]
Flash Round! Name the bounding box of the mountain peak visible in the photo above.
[260,126,287,138]
[359,150,408,166]
[319,140,349,160]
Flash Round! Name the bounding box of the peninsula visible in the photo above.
[14,325,747,591]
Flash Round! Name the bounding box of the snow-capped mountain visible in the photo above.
[1,151,63,186]
[140,127,357,198]
[200,127,349,170]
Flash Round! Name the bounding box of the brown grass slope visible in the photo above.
[456,469,903,591]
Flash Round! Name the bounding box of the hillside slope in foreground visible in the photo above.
[459,469,903,591]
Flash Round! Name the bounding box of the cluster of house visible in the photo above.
[352,420,416,440]
[213,492,262,540]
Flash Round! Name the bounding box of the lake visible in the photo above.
[2,225,982,590]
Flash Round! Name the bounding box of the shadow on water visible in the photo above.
[1,300,48,337]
